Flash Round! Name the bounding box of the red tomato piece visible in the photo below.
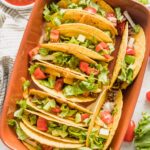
[84,7,97,14]
[81,114,90,121]
[107,12,116,17]
[79,61,89,73]
[33,68,46,80]
[126,47,135,55]
[28,46,39,59]
[103,54,111,60]
[50,30,60,42]
[51,106,61,113]
[124,120,135,142]
[42,145,53,150]
[37,117,48,131]
[117,21,126,36]
[100,111,113,125]
[146,91,150,102]
[95,42,109,52]
[86,67,99,76]
[54,78,64,92]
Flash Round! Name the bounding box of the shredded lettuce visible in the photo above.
[14,100,27,119]
[8,119,28,140]
[63,75,98,97]
[52,52,80,69]
[115,7,124,22]
[29,114,37,126]
[134,113,150,149]
[88,128,105,149]
[137,0,149,4]
[118,61,134,84]
[133,24,141,34]
[39,77,55,89]
[75,113,82,123]
[22,80,30,91]
[43,99,56,111]
[68,127,87,143]
[28,64,39,74]
[39,48,49,56]
[59,104,77,118]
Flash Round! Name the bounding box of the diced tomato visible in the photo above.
[33,68,46,80]
[54,78,64,92]
[81,113,90,121]
[79,61,89,73]
[86,67,99,76]
[124,120,135,142]
[28,46,39,59]
[42,145,53,150]
[106,12,116,18]
[146,91,150,102]
[84,7,97,14]
[100,111,113,125]
[51,106,61,113]
[37,117,48,131]
[126,47,135,55]
[95,42,109,52]
[117,21,126,36]
[50,30,60,42]
[103,54,111,60]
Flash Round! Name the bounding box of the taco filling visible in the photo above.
[29,46,111,77]
[43,0,118,27]
[41,28,115,59]
[28,93,91,125]
[8,119,53,150]
[88,89,121,149]
[22,112,87,143]
[29,63,109,98]
[114,11,141,87]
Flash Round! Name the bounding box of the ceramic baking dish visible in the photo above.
[0,0,150,149]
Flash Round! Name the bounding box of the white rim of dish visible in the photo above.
[1,0,34,10]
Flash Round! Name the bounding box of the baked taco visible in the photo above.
[29,62,105,103]
[8,120,84,149]
[40,26,115,61]
[86,89,123,149]
[110,11,146,89]
[21,109,87,144]
[43,0,118,36]
[27,89,92,127]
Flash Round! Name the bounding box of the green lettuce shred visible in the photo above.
[8,119,28,140]
[134,113,150,149]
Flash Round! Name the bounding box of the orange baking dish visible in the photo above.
[0,0,150,149]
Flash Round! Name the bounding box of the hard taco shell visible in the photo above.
[20,122,84,148]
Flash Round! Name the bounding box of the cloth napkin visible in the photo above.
[0,2,31,112]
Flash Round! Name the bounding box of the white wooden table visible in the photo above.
[0,5,150,150]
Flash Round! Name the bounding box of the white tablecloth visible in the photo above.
[0,3,150,150]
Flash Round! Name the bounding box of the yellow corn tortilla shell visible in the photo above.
[86,89,123,149]
[55,23,113,43]
[86,88,108,146]
[22,142,37,150]
[121,27,146,89]
[27,89,92,127]
[103,89,123,150]
[22,109,85,144]
[20,122,84,148]
[110,23,128,87]
[50,8,117,36]
[41,43,113,62]
[29,89,92,114]
[31,75,96,103]
[94,0,114,13]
